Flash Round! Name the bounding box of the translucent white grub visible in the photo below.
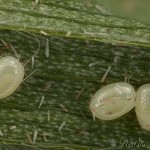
[90,82,136,120]
[0,56,24,100]
[45,38,49,57]
[135,84,150,131]
[58,121,66,132]
[0,35,40,100]
[100,65,111,83]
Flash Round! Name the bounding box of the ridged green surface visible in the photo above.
[0,0,150,150]
[0,0,150,47]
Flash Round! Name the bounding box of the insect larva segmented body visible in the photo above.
[90,82,136,120]
[0,56,24,99]
[135,84,150,131]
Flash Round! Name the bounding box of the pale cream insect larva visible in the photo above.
[135,84,150,131]
[0,56,24,99]
[0,34,40,100]
[90,82,136,120]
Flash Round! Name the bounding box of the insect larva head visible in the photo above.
[90,82,136,120]
[0,56,24,99]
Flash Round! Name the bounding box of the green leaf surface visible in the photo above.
[0,0,150,150]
